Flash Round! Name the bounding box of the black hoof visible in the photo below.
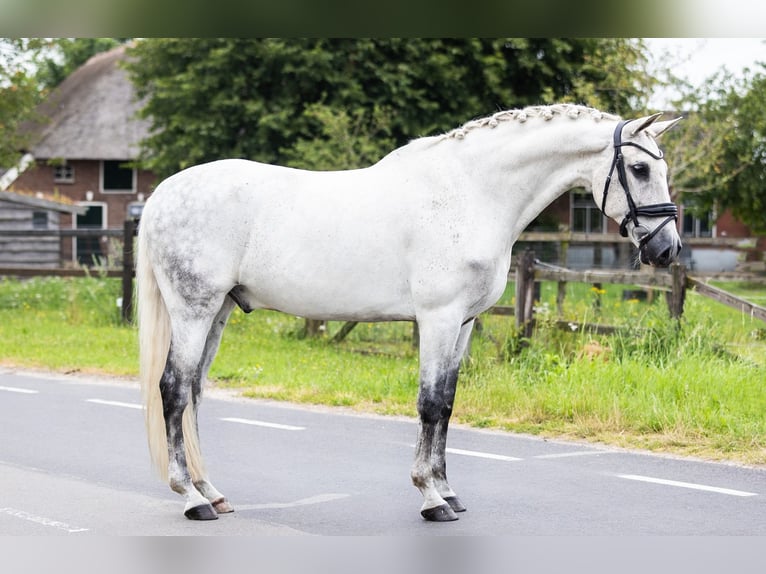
[421,503,459,522]
[184,503,218,521]
[444,496,467,513]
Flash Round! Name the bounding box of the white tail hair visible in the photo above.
[136,226,205,482]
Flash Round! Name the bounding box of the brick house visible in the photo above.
[2,45,155,265]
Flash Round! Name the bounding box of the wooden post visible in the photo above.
[556,281,566,316]
[331,321,359,343]
[301,319,326,338]
[666,262,687,319]
[515,249,536,338]
[592,281,603,312]
[121,219,136,324]
[559,239,569,268]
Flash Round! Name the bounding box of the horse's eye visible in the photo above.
[630,162,650,179]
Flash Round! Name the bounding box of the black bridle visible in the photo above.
[601,119,678,251]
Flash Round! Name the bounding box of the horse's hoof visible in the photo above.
[184,503,218,521]
[421,503,459,522]
[444,496,467,513]
[212,497,234,514]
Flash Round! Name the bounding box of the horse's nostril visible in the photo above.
[658,246,672,265]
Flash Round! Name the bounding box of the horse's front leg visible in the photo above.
[411,313,466,522]
[431,318,475,514]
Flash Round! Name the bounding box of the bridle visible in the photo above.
[601,119,678,252]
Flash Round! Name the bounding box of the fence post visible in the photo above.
[121,219,136,323]
[666,261,687,319]
[515,249,537,338]
[556,281,566,316]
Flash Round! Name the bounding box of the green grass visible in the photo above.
[1,275,765,465]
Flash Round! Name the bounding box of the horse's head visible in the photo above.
[592,113,682,267]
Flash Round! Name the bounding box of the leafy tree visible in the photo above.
[662,66,766,233]
[125,38,651,179]
[281,103,395,170]
[0,38,44,168]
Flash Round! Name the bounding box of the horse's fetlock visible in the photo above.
[169,478,187,495]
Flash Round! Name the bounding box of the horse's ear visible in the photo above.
[646,117,683,140]
[630,112,664,136]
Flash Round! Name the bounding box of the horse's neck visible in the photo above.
[441,118,612,239]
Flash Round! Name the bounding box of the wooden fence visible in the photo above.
[0,220,136,322]
[508,249,766,339]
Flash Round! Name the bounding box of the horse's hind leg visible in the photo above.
[190,297,237,514]
[161,317,219,520]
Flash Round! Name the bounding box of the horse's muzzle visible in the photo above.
[639,229,682,267]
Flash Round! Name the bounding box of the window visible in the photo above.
[74,203,106,265]
[32,211,49,229]
[53,163,74,183]
[570,189,606,233]
[682,209,713,238]
[102,160,135,193]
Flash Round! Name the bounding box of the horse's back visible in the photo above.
[140,159,422,319]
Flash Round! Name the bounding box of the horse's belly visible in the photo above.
[236,258,415,321]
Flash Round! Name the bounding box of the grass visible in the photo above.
[1,275,765,465]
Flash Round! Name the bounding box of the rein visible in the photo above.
[601,119,678,250]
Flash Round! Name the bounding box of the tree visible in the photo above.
[125,38,652,179]
[0,38,44,168]
[281,103,395,171]
[662,66,766,233]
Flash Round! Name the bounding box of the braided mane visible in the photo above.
[440,104,620,141]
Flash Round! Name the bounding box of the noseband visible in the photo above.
[601,120,678,250]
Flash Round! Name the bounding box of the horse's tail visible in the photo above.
[137,227,172,480]
[137,227,206,483]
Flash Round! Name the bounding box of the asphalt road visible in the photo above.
[1,368,765,535]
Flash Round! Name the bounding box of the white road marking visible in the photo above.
[534,450,610,459]
[236,493,349,511]
[86,399,143,410]
[221,417,305,431]
[0,507,88,533]
[0,385,39,394]
[617,474,758,497]
[445,447,522,462]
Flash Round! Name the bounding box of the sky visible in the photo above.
[644,38,766,108]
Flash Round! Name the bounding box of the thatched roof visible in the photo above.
[23,44,151,161]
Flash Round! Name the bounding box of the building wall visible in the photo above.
[0,200,62,267]
[10,159,155,265]
[714,210,752,238]
[10,159,156,229]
